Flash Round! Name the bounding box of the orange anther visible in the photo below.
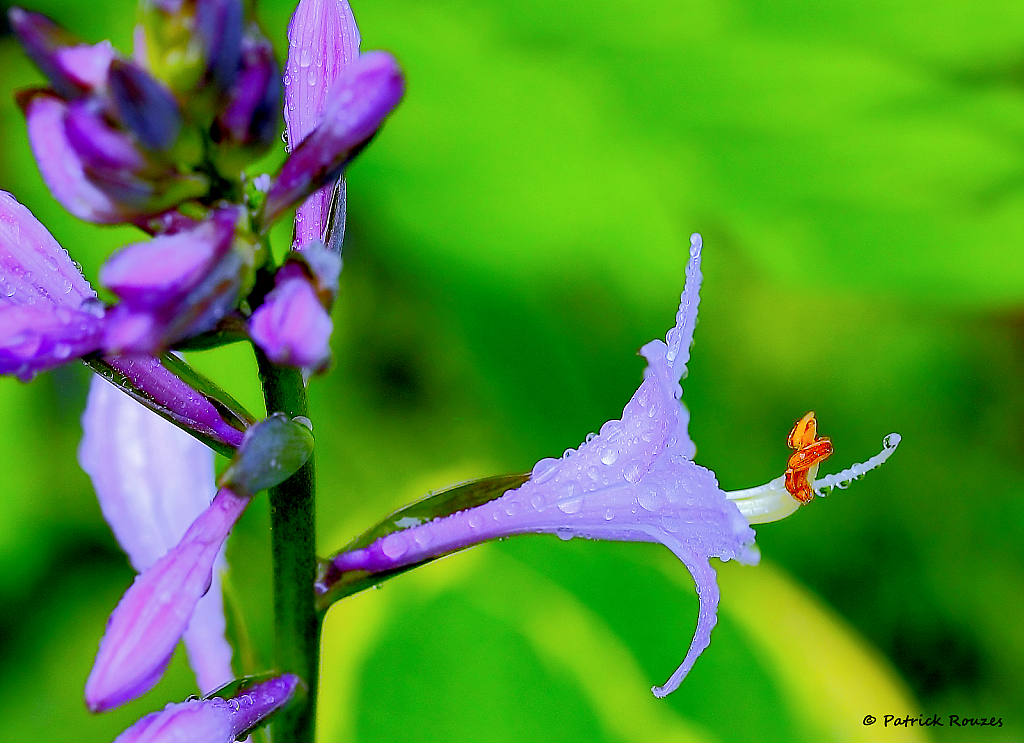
[783,412,833,504]
[787,411,818,450]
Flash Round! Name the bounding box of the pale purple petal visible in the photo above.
[327,235,755,695]
[113,698,234,743]
[79,375,218,571]
[100,214,235,308]
[86,488,249,711]
[249,270,332,370]
[285,0,360,251]
[285,0,360,147]
[100,207,245,354]
[0,190,103,378]
[182,571,234,694]
[0,190,98,306]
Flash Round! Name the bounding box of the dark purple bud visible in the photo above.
[100,207,247,354]
[262,51,404,227]
[64,98,149,172]
[86,488,250,711]
[249,265,332,371]
[108,59,182,152]
[93,354,249,452]
[8,7,114,98]
[214,31,281,151]
[195,0,244,92]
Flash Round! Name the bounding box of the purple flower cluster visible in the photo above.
[2,0,403,381]
[2,0,395,739]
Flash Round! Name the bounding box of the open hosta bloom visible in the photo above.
[322,234,900,696]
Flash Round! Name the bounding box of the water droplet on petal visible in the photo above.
[380,533,408,559]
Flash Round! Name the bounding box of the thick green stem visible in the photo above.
[257,353,320,743]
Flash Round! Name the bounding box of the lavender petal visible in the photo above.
[113,698,235,743]
[112,674,300,743]
[0,303,103,380]
[0,190,96,305]
[285,0,361,251]
[85,488,249,712]
[23,92,126,224]
[79,375,234,694]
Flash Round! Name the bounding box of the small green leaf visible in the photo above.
[220,413,315,496]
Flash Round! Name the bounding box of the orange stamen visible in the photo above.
[784,412,833,504]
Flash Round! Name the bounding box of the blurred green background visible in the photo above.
[1,0,1022,741]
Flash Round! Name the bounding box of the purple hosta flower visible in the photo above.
[0,190,104,379]
[262,50,404,228]
[101,206,252,355]
[249,246,340,371]
[284,0,361,252]
[324,234,901,697]
[86,486,249,712]
[86,414,313,711]
[113,674,300,743]
[80,376,234,694]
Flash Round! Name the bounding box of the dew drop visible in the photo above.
[600,448,619,466]
[557,498,582,515]
[530,494,545,510]
[467,513,483,528]
[380,533,408,559]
